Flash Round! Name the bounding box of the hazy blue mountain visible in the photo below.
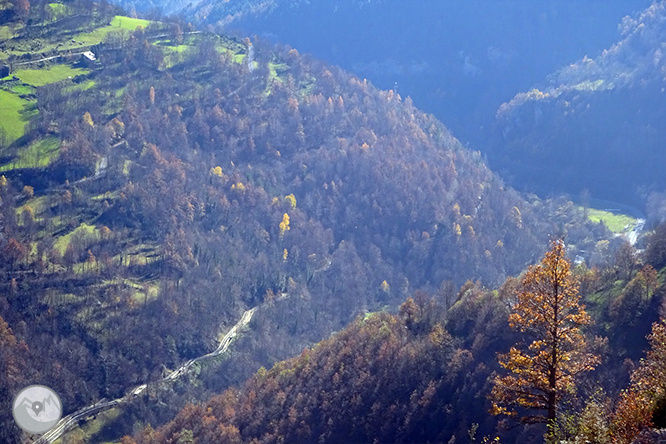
[196,1,649,145]
[488,1,666,211]
[103,1,650,148]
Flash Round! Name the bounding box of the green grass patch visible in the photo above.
[0,25,17,40]
[75,15,152,45]
[268,62,289,82]
[72,27,111,45]
[233,53,246,64]
[125,279,159,304]
[64,79,96,93]
[17,194,51,218]
[54,222,97,254]
[168,44,189,53]
[160,43,191,68]
[56,406,122,444]
[110,15,151,30]
[13,64,90,86]
[152,40,189,52]
[91,190,118,201]
[0,136,60,172]
[47,2,70,19]
[10,84,34,95]
[41,292,81,306]
[112,242,159,267]
[0,90,34,143]
[298,75,316,97]
[587,208,637,233]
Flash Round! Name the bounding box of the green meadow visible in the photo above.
[0,90,35,143]
[12,64,89,86]
[586,208,637,233]
[0,137,61,172]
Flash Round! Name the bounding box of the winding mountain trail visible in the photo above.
[35,307,258,444]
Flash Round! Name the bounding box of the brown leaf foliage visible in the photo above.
[491,239,599,424]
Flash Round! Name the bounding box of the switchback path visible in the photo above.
[35,307,258,444]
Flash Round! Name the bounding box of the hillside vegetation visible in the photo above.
[124,233,666,444]
[0,1,637,444]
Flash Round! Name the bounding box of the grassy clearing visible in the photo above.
[91,190,118,201]
[0,136,61,172]
[57,407,123,444]
[268,62,289,82]
[10,84,34,95]
[299,75,316,97]
[110,15,151,29]
[64,79,96,93]
[159,42,191,68]
[153,40,189,53]
[13,64,90,86]
[112,242,160,267]
[41,292,82,306]
[164,44,189,53]
[75,26,121,45]
[75,15,152,45]
[0,90,34,143]
[47,2,70,19]
[0,25,17,40]
[54,222,97,254]
[587,208,637,233]
[126,279,160,303]
[17,194,51,219]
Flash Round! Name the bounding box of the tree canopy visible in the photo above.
[491,239,599,429]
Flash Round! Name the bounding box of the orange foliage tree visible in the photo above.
[612,319,666,443]
[13,0,30,19]
[490,239,599,429]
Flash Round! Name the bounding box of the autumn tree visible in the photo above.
[22,185,34,199]
[0,314,25,444]
[3,238,27,269]
[612,319,666,443]
[12,0,30,20]
[171,23,183,45]
[21,205,35,234]
[637,264,659,301]
[490,239,599,431]
[82,111,94,127]
[279,212,290,237]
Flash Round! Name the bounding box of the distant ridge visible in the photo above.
[488,0,666,210]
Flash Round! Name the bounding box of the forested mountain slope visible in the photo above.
[103,0,649,157]
[124,231,666,444]
[488,0,666,211]
[0,1,615,443]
